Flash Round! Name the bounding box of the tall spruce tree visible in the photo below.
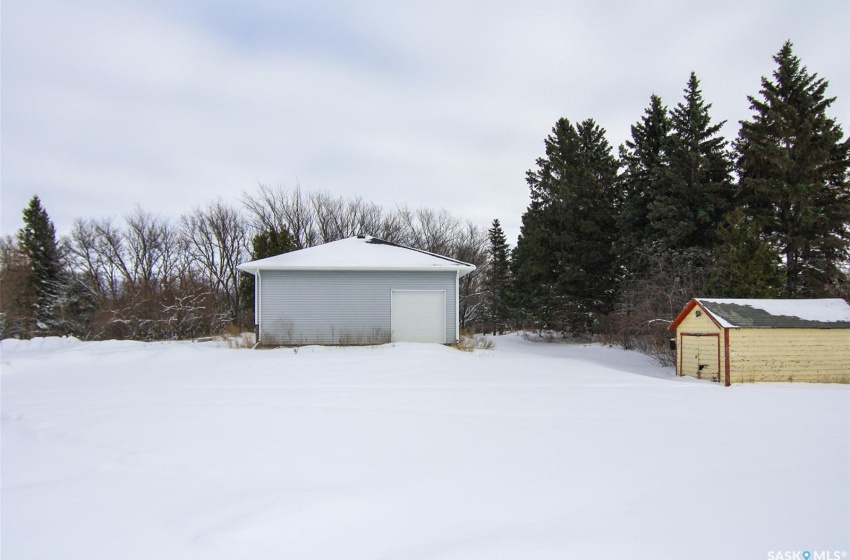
[736,41,850,296]
[512,118,620,334]
[16,196,64,333]
[484,219,511,335]
[657,72,734,251]
[618,94,673,269]
[707,208,783,298]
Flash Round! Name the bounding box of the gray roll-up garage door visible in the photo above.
[391,290,446,343]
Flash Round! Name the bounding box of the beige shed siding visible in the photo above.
[673,299,850,385]
[727,328,850,383]
[676,306,722,381]
[676,308,722,334]
[680,335,721,382]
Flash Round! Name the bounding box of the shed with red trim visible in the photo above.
[670,298,850,385]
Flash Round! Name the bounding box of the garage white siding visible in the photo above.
[258,270,458,345]
[391,290,446,343]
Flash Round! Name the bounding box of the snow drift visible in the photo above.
[2,335,847,559]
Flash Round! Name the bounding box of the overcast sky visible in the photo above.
[2,0,848,245]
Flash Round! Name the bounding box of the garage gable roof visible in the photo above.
[238,235,476,276]
[671,298,850,330]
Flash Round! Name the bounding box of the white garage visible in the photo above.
[238,236,476,345]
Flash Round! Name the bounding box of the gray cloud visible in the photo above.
[2,0,848,245]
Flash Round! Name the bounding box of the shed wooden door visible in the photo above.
[680,334,720,381]
[391,290,446,343]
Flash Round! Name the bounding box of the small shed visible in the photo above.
[237,235,476,345]
[670,298,850,385]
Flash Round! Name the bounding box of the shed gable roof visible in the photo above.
[672,298,850,330]
[238,235,476,276]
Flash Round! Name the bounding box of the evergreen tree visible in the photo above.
[16,196,64,333]
[511,195,556,328]
[707,208,783,298]
[618,94,673,269]
[512,118,620,334]
[484,219,510,335]
[656,72,734,251]
[617,77,732,278]
[239,227,295,324]
[736,41,850,296]
[251,227,295,261]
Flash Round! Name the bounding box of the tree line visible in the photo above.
[1,187,489,340]
[2,41,848,358]
[480,41,849,360]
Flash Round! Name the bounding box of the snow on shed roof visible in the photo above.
[237,235,476,276]
[673,298,850,329]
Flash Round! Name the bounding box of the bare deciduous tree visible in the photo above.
[452,221,489,330]
[124,207,180,291]
[243,184,319,249]
[62,208,230,340]
[180,200,249,324]
[0,235,35,338]
[600,248,717,365]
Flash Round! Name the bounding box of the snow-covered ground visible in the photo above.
[2,335,848,559]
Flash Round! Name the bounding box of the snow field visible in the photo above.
[2,335,848,559]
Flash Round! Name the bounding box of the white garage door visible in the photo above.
[391,290,446,343]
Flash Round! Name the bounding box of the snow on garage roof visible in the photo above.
[238,235,476,276]
[672,298,850,329]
